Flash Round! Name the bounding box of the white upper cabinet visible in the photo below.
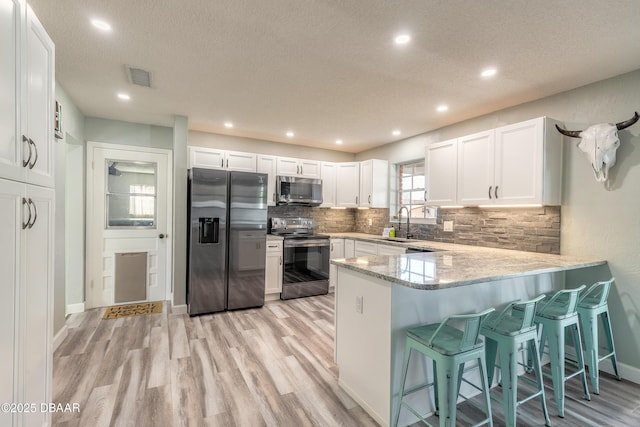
[359,159,388,208]
[457,130,495,205]
[456,117,562,206]
[321,162,337,207]
[276,156,321,178]
[494,117,561,204]
[425,139,458,205]
[189,146,257,172]
[257,154,277,206]
[0,2,55,188]
[335,162,360,207]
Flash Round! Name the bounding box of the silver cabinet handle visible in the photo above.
[300,166,303,175]
[268,244,278,248]
[27,198,37,229]
[22,198,31,229]
[159,234,166,239]
[226,159,229,168]
[273,192,276,202]
[22,136,32,168]
[221,158,224,168]
[296,165,300,175]
[356,196,359,204]
[28,139,38,169]
[488,186,492,199]
[279,256,282,265]
[424,190,427,201]
[368,195,371,204]
[331,242,334,251]
[495,186,499,199]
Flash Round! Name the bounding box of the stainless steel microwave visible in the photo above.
[276,176,323,206]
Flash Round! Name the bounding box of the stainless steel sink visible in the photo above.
[380,237,411,242]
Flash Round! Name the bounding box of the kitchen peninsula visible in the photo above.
[330,237,607,427]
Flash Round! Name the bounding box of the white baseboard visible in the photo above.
[53,325,68,352]
[172,304,188,315]
[66,302,85,314]
[338,379,387,427]
[600,360,640,385]
[265,293,281,302]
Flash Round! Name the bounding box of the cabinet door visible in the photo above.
[0,0,23,183]
[276,157,300,176]
[225,150,256,172]
[336,163,360,207]
[265,241,283,295]
[189,146,225,169]
[257,155,277,206]
[321,162,337,207]
[299,159,320,178]
[494,118,543,204]
[21,184,53,427]
[359,160,373,207]
[0,178,22,427]
[24,7,54,188]
[344,239,355,258]
[354,240,377,257]
[377,245,406,256]
[457,130,494,205]
[330,238,345,259]
[426,139,458,205]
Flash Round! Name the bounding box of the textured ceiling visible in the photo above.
[28,0,640,153]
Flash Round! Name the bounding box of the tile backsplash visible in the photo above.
[268,205,560,254]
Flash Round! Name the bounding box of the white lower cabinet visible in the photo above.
[265,239,283,295]
[329,238,344,290]
[377,245,406,256]
[344,239,355,258]
[0,178,53,427]
[354,240,378,257]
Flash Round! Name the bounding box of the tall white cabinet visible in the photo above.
[0,2,54,426]
[425,139,458,205]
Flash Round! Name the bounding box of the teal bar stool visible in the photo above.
[481,295,551,427]
[393,308,495,427]
[526,286,591,418]
[577,278,621,394]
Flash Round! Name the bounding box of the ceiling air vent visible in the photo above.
[125,65,152,88]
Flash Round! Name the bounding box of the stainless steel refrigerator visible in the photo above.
[187,168,268,315]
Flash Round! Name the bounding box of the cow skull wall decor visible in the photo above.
[556,112,639,182]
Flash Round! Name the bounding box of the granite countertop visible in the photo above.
[267,234,284,241]
[328,233,606,290]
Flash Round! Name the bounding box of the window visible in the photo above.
[106,160,157,228]
[398,161,427,219]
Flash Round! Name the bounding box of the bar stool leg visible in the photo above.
[435,360,455,427]
[602,311,622,381]
[485,338,498,386]
[581,310,600,394]
[432,359,439,416]
[546,322,567,417]
[498,344,518,427]
[570,323,591,402]
[478,354,494,427]
[393,343,413,427]
[530,337,551,426]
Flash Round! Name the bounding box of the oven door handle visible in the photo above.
[284,239,330,248]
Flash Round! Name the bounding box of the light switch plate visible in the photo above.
[443,220,454,232]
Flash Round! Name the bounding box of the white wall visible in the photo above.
[358,69,640,373]
[189,130,355,162]
[54,82,85,335]
[85,117,173,149]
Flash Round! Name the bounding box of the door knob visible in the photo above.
[159,233,166,239]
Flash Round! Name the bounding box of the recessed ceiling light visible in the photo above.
[436,105,448,112]
[481,68,497,78]
[117,93,130,101]
[336,139,343,145]
[91,19,112,32]
[394,34,411,45]
[392,130,401,136]
[224,122,233,128]
[286,131,294,137]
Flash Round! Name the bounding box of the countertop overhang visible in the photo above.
[328,233,606,290]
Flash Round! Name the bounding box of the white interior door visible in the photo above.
[86,143,172,308]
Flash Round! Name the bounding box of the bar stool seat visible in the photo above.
[516,286,591,418]
[393,308,495,427]
[481,295,551,427]
[577,278,621,394]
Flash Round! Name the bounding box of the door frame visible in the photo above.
[85,141,173,308]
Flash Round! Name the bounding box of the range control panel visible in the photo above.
[270,217,314,235]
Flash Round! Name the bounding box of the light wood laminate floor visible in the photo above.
[53,294,640,426]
